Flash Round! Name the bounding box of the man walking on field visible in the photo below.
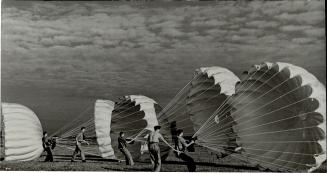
[118,131,134,166]
[147,125,176,172]
[71,127,89,162]
[175,129,196,172]
[42,131,53,162]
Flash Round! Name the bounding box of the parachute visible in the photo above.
[158,67,240,156]
[0,103,43,161]
[94,100,115,158]
[111,95,160,142]
[225,62,326,172]
[54,95,163,160]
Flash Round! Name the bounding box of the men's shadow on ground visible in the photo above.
[102,166,152,172]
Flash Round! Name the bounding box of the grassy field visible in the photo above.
[1,145,326,172]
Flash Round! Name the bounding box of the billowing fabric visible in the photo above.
[112,95,162,161]
[93,96,162,160]
[188,67,240,132]
[228,62,326,172]
[1,103,43,161]
[158,67,240,156]
[112,95,160,140]
[94,100,115,158]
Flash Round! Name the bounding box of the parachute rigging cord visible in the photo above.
[49,63,325,172]
[53,95,163,159]
[157,67,240,151]
[192,62,326,172]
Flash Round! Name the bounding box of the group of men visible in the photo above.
[42,125,196,172]
[118,125,196,172]
[42,127,89,163]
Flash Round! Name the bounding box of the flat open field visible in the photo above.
[1,145,326,172]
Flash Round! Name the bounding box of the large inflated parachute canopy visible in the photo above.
[158,66,240,156]
[228,62,326,172]
[0,103,43,161]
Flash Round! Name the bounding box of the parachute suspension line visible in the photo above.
[116,127,145,133]
[58,106,93,134]
[157,78,218,130]
[229,101,314,133]
[61,116,94,136]
[158,74,200,118]
[192,97,230,138]
[196,142,297,172]
[51,106,93,136]
[129,128,146,141]
[197,141,318,157]
[157,85,192,120]
[200,82,305,140]
[60,117,94,138]
[158,111,191,130]
[59,124,95,139]
[112,99,130,110]
[159,102,227,130]
[199,111,315,143]
[192,68,265,137]
[112,104,140,120]
[194,67,283,138]
[200,99,316,143]
[157,74,207,122]
[112,107,142,121]
[199,142,310,171]
[56,145,99,156]
[111,117,147,128]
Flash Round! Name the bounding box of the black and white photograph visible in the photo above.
[0,0,326,172]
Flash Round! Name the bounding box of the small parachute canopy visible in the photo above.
[228,62,326,172]
[1,103,43,161]
[112,95,160,141]
[94,100,115,158]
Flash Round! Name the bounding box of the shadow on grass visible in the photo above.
[102,166,151,172]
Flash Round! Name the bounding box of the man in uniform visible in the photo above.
[71,127,89,162]
[42,131,53,162]
[118,132,134,166]
[147,125,176,172]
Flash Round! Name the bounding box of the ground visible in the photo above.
[0,146,326,172]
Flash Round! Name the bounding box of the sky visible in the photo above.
[1,0,326,133]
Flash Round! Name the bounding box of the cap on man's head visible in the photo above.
[154,125,161,131]
[81,127,86,130]
[177,129,183,135]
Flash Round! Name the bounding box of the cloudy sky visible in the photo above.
[1,0,325,133]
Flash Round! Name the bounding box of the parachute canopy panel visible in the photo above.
[94,100,115,159]
[229,62,326,172]
[158,66,240,157]
[189,67,240,155]
[113,95,160,140]
[1,103,43,161]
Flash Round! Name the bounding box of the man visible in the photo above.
[170,121,178,148]
[118,132,134,166]
[71,127,89,162]
[42,131,53,162]
[147,125,176,172]
[176,129,196,172]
